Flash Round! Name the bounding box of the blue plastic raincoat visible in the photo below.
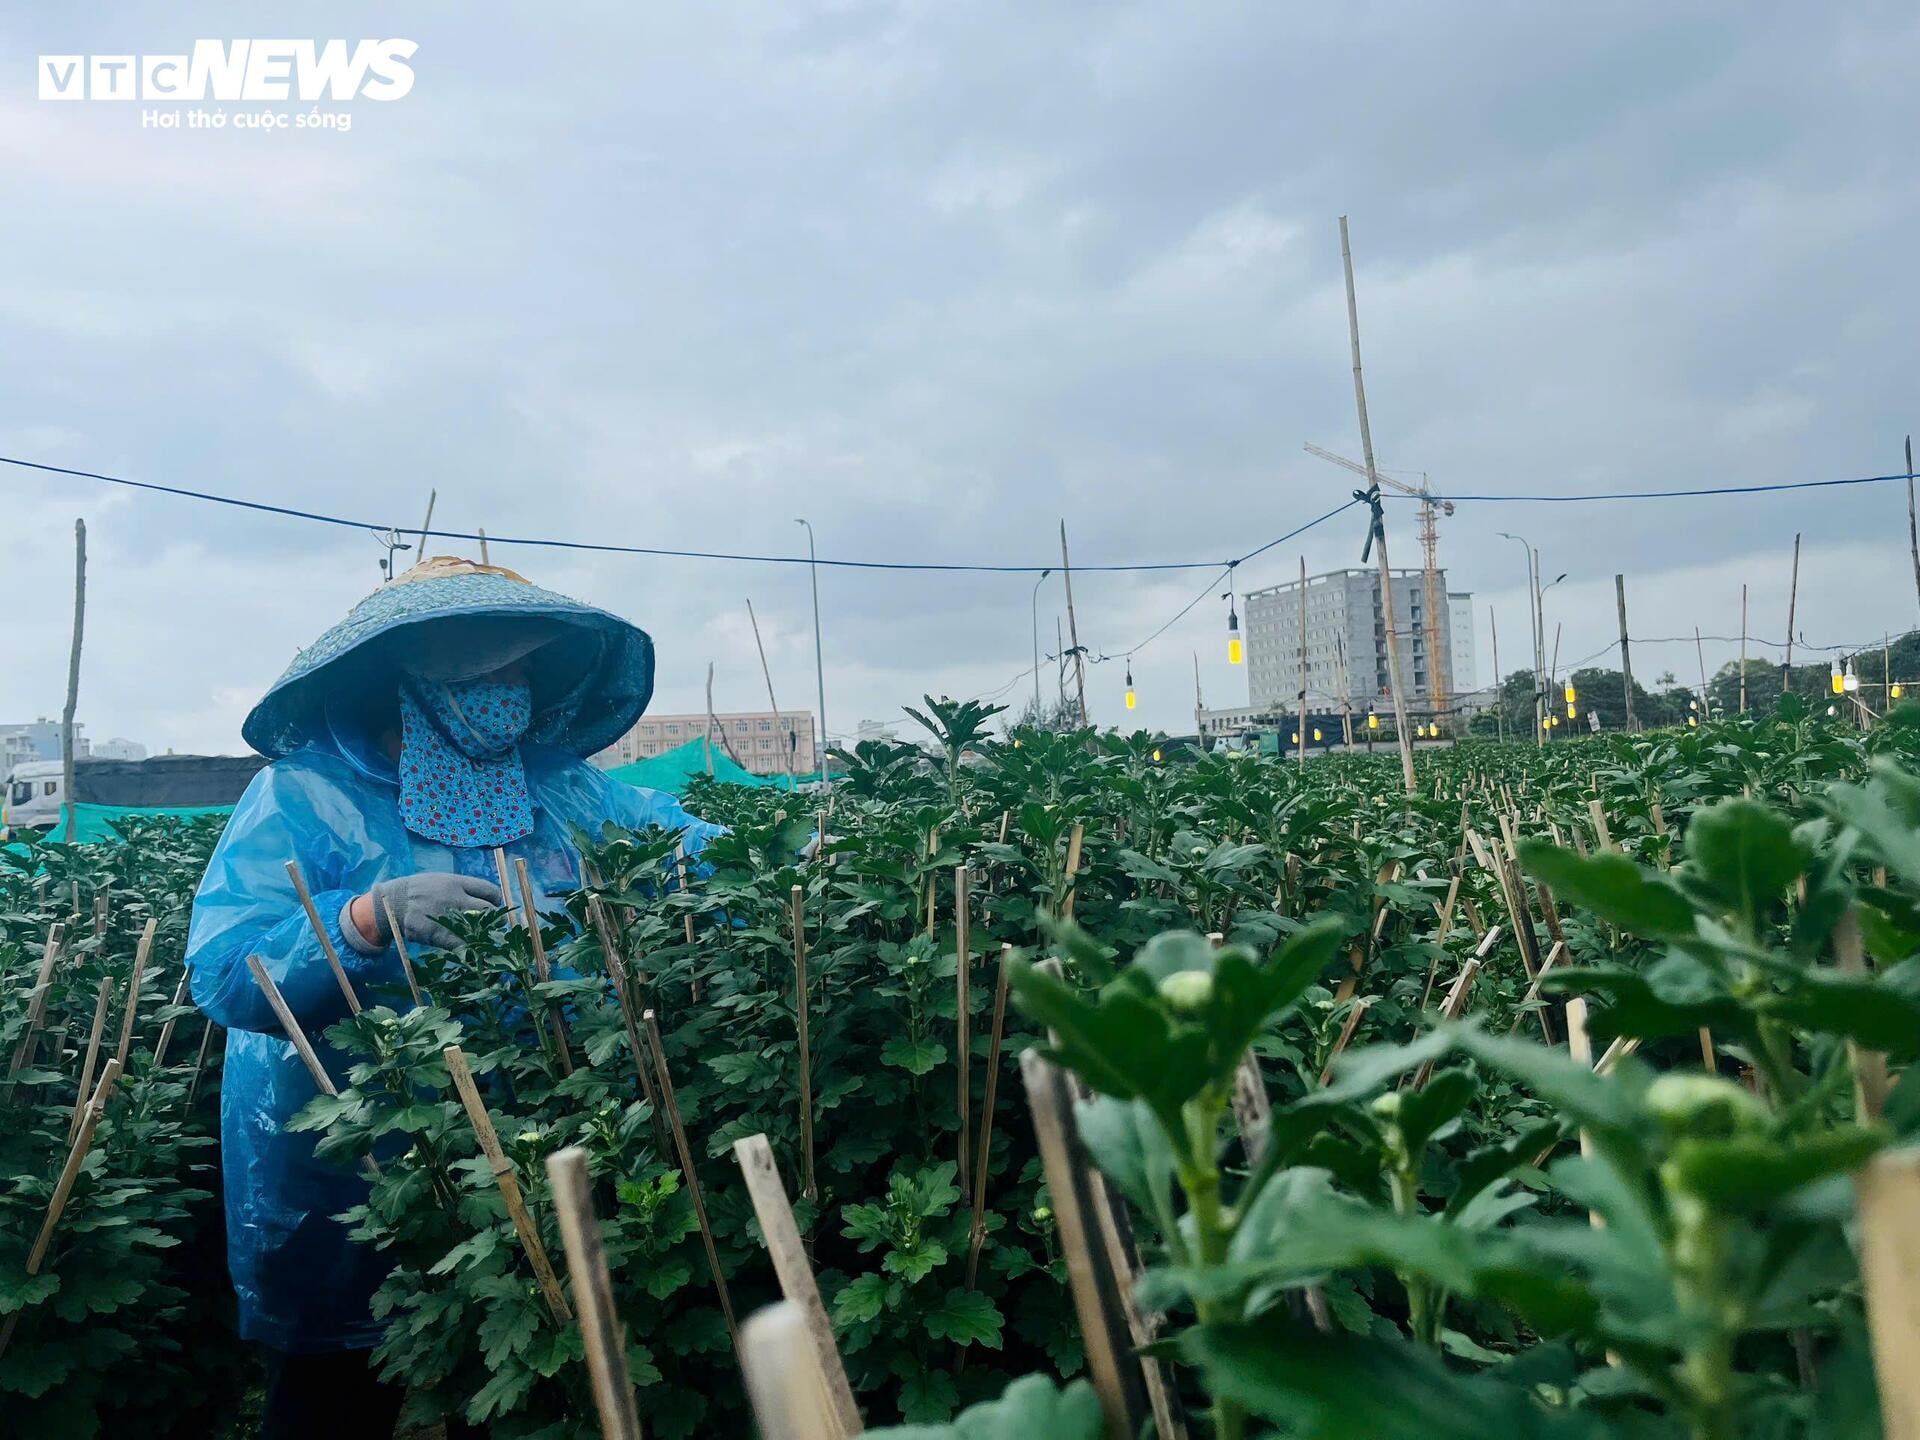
[186,557,721,1353]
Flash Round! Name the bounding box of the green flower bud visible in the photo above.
[1645,1073,1767,1140]
[1157,970,1214,1015]
[1370,1091,1402,1119]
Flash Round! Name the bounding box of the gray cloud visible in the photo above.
[4,3,1918,753]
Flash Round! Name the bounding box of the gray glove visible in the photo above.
[363,872,504,952]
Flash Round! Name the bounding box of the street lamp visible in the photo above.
[795,519,828,773]
[1031,569,1052,717]
[1497,532,1546,744]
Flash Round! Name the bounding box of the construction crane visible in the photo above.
[1303,443,1457,730]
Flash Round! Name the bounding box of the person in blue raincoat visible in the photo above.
[187,556,722,1439]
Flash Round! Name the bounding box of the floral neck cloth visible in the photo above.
[396,677,536,848]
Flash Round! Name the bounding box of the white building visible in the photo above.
[1244,568,1450,714]
[592,710,817,777]
[1447,593,1477,693]
[92,738,148,762]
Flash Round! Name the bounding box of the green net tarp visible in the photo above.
[40,802,236,843]
[604,738,789,795]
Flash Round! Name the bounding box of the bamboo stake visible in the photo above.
[92,892,110,941]
[1338,216,1416,795]
[1784,534,1801,690]
[1061,823,1086,920]
[544,1146,646,1440]
[732,1137,863,1437]
[150,967,192,1069]
[965,945,1014,1291]
[493,847,516,905]
[0,1055,122,1359]
[1860,1148,1920,1440]
[954,866,972,1195]
[186,1019,219,1108]
[68,976,112,1142]
[1698,1028,1718,1072]
[514,857,574,1074]
[28,1056,121,1272]
[380,894,424,1007]
[1505,939,1566,1035]
[1297,555,1309,769]
[246,956,342,1100]
[1836,910,1889,1121]
[923,827,940,936]
[1019,1049,1147,1440]
[675,843,697,947]
[283,859,362,1015]
[1740,584,1749,713]
[741,1302,853,1440]
[586,896,665,1120]
[444,1045,572,1324]
[1318,997,1375,1084]
[1410,961,1481,1090]
[8,923,66,1077]
[1587,798,1614,852]
[113,918,157,1072]
[791,884,817,1203]
[59,520,85,843]
[641,1009,740,1356]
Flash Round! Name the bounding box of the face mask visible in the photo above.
[395,677,536,848]
[424,678,534,759]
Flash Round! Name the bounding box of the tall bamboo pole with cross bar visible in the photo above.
[1338,216,1415,794]
[60,520,86,841]
[1784,533,1801,690]
[1060,521,1089,726]
[1297,556,1308,768]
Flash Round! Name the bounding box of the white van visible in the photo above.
[3,759,65,834]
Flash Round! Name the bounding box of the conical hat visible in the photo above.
[242,556,653,760]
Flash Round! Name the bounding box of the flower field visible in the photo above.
[6,693,1920,1438]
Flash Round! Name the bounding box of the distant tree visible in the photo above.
[1009,693,1083,734]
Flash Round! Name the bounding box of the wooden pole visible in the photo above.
[790,884,817,1202]
[150,967,192,1069]
[284,859,362,1015]
[513,857,574,1074]
[954,866,972,1195]
[1337,215,1416,794]
[964,943,1014,1291]
[60,519,85,842]
[1019,1050,1149,1440]
[27,1057,121,1274]
[1695,626,1711,719]
[1489,604,1503,742]
[1061,823,1086,921]
[640,1009,740,1357]
[1317,997,1375,1084]
[741,1303,855,1440]
[1836,910,1889,1121]
[1297,556,1308,768]
[1615,575,1637,731]
[732,1137,864,1437]
[8,924,66,1078]
[477,526,490,565]
[68,976,112,1141]
[544,1146,646,1440]
[443,1046,572,1323]
[1784,533,1801,690]
[113,918,157,1072]
[585,896,665,1121]
[1060,521,1090,726]
[185,1018,218,1108]
[380,894,425,1007]
[246,956,340,1099]
[1907,435,1920,625]
[746,598,781,716]
[1740,583,1749,714]
[416,488,437,558]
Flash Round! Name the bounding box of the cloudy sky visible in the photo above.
[5,4,1918,756]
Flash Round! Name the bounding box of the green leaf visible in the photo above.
[920,1288,1003,1348]
[0,1266,60,1315]
[1680,799,1805,930]
[478,1300,541,1368]
[866,1375,1104,1439]
[1009,959,1210,1124]
[1667,1128,1885,1212]
[1517,842,1695,940]
[880,1036,948,1076]
[466,1361,537,1423]
[832,1272,890,1325]
[1074,1095,1176,1227]
[1395,1067,1479,1155]
[1183,1315,1610,1440]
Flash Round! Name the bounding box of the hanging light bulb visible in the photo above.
[1152,747,1162,762]
[1687,715,1698,728]
[1894,682,1906,700]
[1831,660,1845,695]
[1542,716,1552,731]
[1313,727,1322,742]
[1564,683,1577,705]
[1689,698,1698,711]
[1567,703,1578,720]
[1367,711,1379,731]
[1827,704,1839,717]
[1844,660,1860,693]
[1124,661,1136,711]
[1226,594,1243,665]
